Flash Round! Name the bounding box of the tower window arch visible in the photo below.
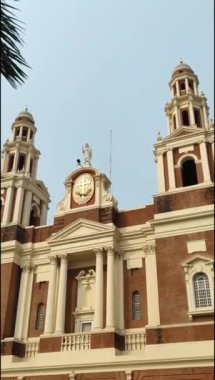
[29,204,40,226]
[181,159,198,187]
[35,303,45,331]
[193,273,212,308]
[132,291,141,320]
[18,153,26,171]
[181,109,190,126]
[194,108,202,128]
[7,154,14,172]
[179,80,186,95]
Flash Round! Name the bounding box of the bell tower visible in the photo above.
[1,109,50,226]
[154,62,214,193]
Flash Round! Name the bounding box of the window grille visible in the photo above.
[35,303,45,331]
[193,273,212,308]
[132,291,141,320]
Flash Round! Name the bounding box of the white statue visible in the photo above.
[82,143,92,167]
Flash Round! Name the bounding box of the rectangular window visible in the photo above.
[81,322,92,332]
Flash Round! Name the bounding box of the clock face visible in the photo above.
[72,173,94,205]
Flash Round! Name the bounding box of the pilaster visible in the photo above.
[13,186,25,224]
[105,247,115,329]
[200,141,211,183]
[167,148,176,190]
[93,248,104,330]
[14,265,31,340]
[55,255,68,334]
[44,256,58,334]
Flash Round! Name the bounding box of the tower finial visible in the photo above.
[180,58,183,64]
[25,105,28,112]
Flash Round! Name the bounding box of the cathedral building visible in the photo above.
[1,63,214,380]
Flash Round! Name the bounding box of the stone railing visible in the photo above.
[61,333,91,351]
[125,331,146,350]
[25,338,40,357]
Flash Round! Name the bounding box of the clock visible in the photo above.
[72,173,94,205]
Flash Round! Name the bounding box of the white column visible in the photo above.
[2,186,14,224]
[166,113,171,134]
[176,81,180,97]
[185,78,189,93]
[211,142,214,160]
[167,148,176,189]
[202,104,209,129]
[13,151,19,172]
[193,81,198,95]
[2,150,8,172]
[40,202,47,225]
[93,249,104,330]
[175,106,180,129]
[13,186,25,224]
[22,266,34,338]
[27,127,31,141]
[188,101,195,126]
[156,153,165,192]
[44,256,58,334]
[116,252,124,330]
[106,247,115,329]
[22,190,32,225]
[33,159,39,178]
[55,255,68,334]
[14,265,30,339]
[26,152,31,173]
[199,141,211,182]
[144,246,160,326]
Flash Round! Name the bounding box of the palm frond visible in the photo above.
[0,0,31,88]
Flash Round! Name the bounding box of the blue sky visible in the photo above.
[2,0,214,223]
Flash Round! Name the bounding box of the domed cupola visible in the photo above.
[1,110,50,227]
[165,61,210,134]
[154,63,214,194]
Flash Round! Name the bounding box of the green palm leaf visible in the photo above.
[1,0,31,88]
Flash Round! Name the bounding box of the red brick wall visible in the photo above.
[146,324,214,344]
[154,185,214,213]
[155,231,214,325]
[124,262,148,328]
[1,263,21,338]
[133,367,213,380]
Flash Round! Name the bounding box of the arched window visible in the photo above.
[193,273,212,308]
[181,159,198,186]
[181,109,190,126]
[132,291,141,320]
[35,303,45,331]
[29,205,40,226]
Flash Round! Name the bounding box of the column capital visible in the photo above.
[93,248,104,255]
[116,249,124,259]
[58,254,67,262]
[143,245,156,255]
[49,255,57,264]
[21,264,34,272]
[104,246,114,255]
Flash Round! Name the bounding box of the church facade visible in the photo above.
[1,63,214,380]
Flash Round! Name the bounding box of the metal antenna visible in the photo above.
[109,130,113,185]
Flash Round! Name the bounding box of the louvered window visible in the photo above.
[132,291,141,320]
[35,303,45,331]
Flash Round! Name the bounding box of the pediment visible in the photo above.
[162,126,203,142]
[47,218,116,244]
[182,254,213,267]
